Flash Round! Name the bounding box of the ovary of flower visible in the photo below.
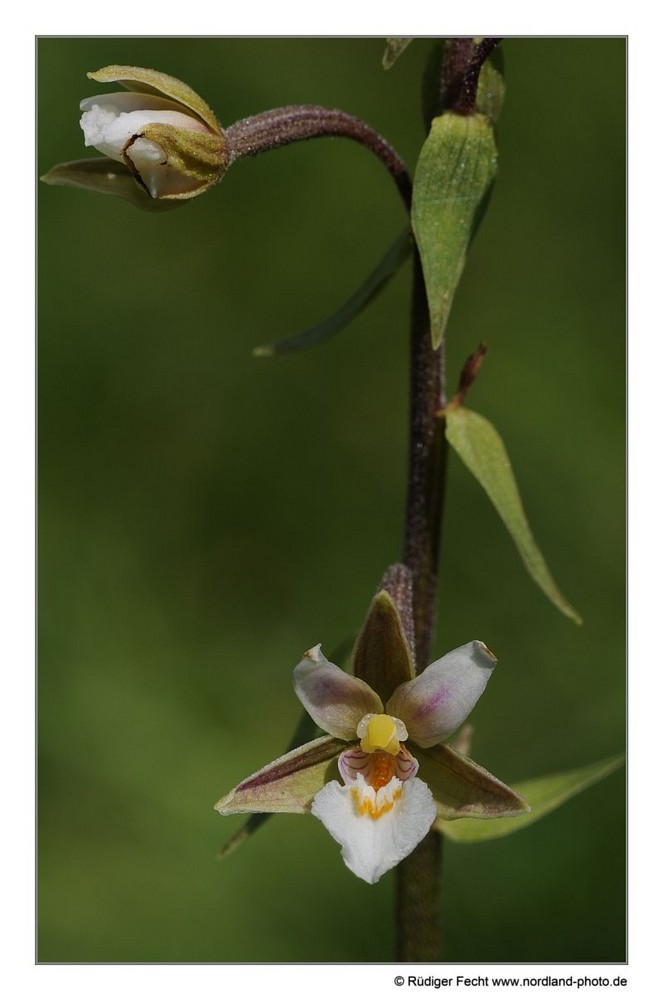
[294,641,496,883]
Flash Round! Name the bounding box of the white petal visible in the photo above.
[310,773,436,884]
[293,644,383,740]
[80,92,194,116]
[386,640,496,748]
[80,100,206,162]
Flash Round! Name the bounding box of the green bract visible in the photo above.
[411,111,498,349]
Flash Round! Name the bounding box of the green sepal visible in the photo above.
[88,65,223,134]
[214,735,345,816]
[216,707,320,858]
[411,111,498,349]
[40,157,184,212]
[415,741,530,820]
[253,229,413,357]
[352,590,415,705]
[139,123,228,196]
[383,38,413,70]
[444,405,582,624]
[436,754,624,842]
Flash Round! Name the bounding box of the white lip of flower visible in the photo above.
[294,640,496,884]
[80,92,212,198]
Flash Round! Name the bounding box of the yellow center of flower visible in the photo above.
[359,714,401,756]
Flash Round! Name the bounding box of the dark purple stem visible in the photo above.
[226,105,412,211]
[395,37,500,963]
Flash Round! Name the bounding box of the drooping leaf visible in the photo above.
[411,112,498,349]
[445,406,582,624]
[253,229,413,357]
[383,38,413,70]
[415,742,529,820]
[40,158,185,212]
[436,754,624,842]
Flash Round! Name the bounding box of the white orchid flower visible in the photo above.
[43,65,229,208]
[294,639,496,883]
[216,590,528,884]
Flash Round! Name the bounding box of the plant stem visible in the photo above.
[394,37,501,963]
[226,106,412,211]
[395,255,448,964]
[402,258,448,670]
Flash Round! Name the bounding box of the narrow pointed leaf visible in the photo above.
[383,38,413,70]
[411,112,498,349]
[41,158,184,212]
[415,742,529,820]
[445,406,582,624]
[215,735,345,816]
[253,230,413,357]
[436,754,624,842]
[216,813,269,860]
[352,590,415,704]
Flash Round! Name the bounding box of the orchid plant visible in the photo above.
[42,38,623,961]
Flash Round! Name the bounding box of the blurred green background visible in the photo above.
[38,38,625,963]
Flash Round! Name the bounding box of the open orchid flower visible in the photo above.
[216,590,529,884]
[42,65,229,208]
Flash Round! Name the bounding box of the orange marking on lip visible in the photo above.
[351,783,403,819]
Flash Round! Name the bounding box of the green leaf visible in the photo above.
[383,38,413,70]
[445,406,582,623]
[475,45,506,126]
[40,158,185,212]
[436,754,624,842]
[253,229,413,357]
[411,112,498,349]
[416,742,529,821]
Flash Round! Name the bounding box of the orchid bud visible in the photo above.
[43,65,229,209]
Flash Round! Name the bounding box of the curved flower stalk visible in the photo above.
[42,64,411,215]
[216,589,528,884]
[42,65,229,208]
